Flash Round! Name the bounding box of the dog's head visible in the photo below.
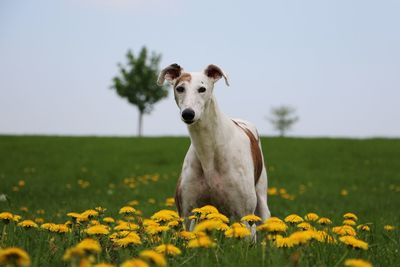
[158,64,229,125]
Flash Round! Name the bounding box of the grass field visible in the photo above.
[0,136,399,267]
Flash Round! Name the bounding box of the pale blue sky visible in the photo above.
[1,0,399,137]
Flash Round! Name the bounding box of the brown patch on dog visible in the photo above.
[174,73,192,87]
[204,64,224,80]
[232,121,263,185]
[175,176,183,216]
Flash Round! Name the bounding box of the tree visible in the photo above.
[111,47,168,136]
[267,106,299,137]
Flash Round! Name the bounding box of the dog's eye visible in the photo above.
[198,87,206,93]
[176,86,185,93]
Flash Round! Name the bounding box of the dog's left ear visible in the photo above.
[157,63,183,86]
[204,64,230,86]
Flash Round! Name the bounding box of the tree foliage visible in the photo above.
[268,106,299,137]
[111,47,168,136]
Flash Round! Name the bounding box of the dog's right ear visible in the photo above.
[157,64,183,86]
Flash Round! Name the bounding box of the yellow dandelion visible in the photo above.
[297,222,313,231]
[114,232,142,247]
[343,213,358,221]
[76,238,102,253]
[344,258,373,267]
[143,219,159,227]
[34,218,44,224]
[95,206,107,213]
[145,225,170,235]
[339,235,368,250]
[0,247,30,267]
[103,217,115,224]
[284,214,304,223]
[127,200,140,206]
[114,221,139,231]
[332,225,356,236]
[94,263,115,267]
[357,224,371,232]
[154,244,182,256]
[86,224,110,235]
[288,230,315,245]
[275,235,294,248]
[225,223,251,238]
[241,214,262,223]
[119,206,137,215]
[79,209,99,221]
[166,219,182,228]
[317,217,332,225]
[384,225,395,231]
[151,210,179,222]
[18,220,38,229]
[164,198,175,207]
[206,213,229,223]
[313,230,336,243]
[187,235,216,248]
[267,187,278,195]
[192,205,219,219]
[139,250,167,267]
[304,213,319,221]
[0,212,16,223]
[193,220,223,233]
[121,259,149,267]
[257,220,288,233]
[343,219,357,226]
[177,231,196,240]
[63,247,84,261]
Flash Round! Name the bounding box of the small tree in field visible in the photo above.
[111,47,168,136]
[268,106,299,137]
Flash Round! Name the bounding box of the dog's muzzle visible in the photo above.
[181,108,195,124]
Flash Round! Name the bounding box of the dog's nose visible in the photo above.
[181,108,195,121]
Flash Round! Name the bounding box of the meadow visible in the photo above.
[0,135,399,267]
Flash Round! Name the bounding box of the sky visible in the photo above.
[1,0,399,137]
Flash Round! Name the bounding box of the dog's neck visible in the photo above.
[187,95,234,173]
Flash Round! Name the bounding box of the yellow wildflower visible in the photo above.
[139,250,167,267]
[284,214,304,223]
[76,238,102,253]
[267,187,278,195]
[121,259,149,267]
[313,230,336,243]
[304,213,319,221]
[145,225,169,235]
[164,198,175,207]
[0,212,18,223]
[166,219,182,228]
[343,219,357,226]
[94,263,115,267]
[119,206,137,215]
[79,209,99,222]
[339,235,368,250]
[225,223,251,238]
[332,225,356,236]
[151,210,179,222]
[317,217,332,225]
[194,220,223,233]
[177,231,196,240]
[113,232,142,247]
[127,200,140,206]
[114,221,139,231]
[103,217,115,224]
[357,224,371,232]
[86,224,110,235]
[384,225,395,231]
[344,258,373,267]
[154,244,182,256]
[34,218,44,224]
[192,205,219,219]
[289,230,315,245]
[241,214,262,223]
[187,235,216,248]
[95,207,107,213]
[275,236,294,248]
[343,213,358,221]
[0,247,31,267]
[206,213,229,223]
[18,220,38,229]
[257,220,288,233]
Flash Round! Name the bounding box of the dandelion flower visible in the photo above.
[103,217,115,224]
[187,235,216,248]
[177,231,196,240]
[384,225,395,231]
[192,205,219,219]
[343,219,357,226]
[257,220,288,233]
[275,236,294,248]
[225,223,251,238]
[18,220,38,229]
[114,221,139,231]
[0,212,19,223]
[317,217,332,225]
[0,247,31,267]
[121,259,149,267]
[304,213,319,221]
[76,238,102,253]
[339,235,368,250]
[344,258,373,267]
[284,214,304,223]
[332,225,356,236]
[357,224,371,232]
[119,206,137,215]
[241,214,262,223]
[114,232,142,247]
[145,225,169,235]
[86,224,110,235]
[194,220,223,233]
[164,198,175,207]
[288,230,315,245]
[151,210,179,222]
[139,250,167,267]
[206,213,229,223]
[343,213,358,221]
[154,244,182,256]
[94,263,115,267]
[296,222,313,231]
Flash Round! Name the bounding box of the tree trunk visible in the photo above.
[138,111,143,137]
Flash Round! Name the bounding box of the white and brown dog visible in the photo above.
[158,64,271,229]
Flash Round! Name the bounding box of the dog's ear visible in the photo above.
[204,64,230,86]
[157,64,183,85]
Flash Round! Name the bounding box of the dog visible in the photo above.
[158,64,271,230]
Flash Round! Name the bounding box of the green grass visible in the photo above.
[0,135,399,266]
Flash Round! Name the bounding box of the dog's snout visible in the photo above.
[181,108,195,122]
